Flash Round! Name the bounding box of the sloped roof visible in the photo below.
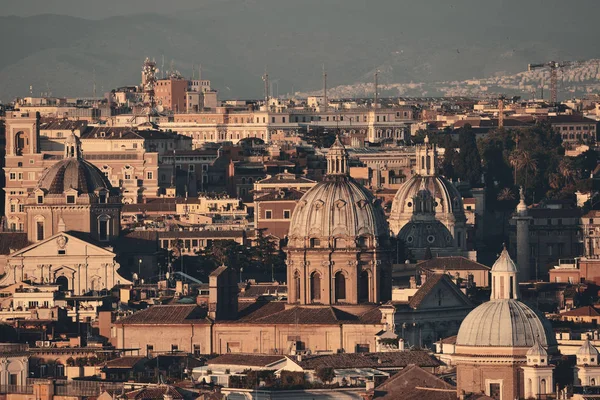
[418,257,490,272]
[407,274,471,309]
[372,364,455,400]
[297,352,439,370]
[124,386,184,400]
[104,356,147,369]
[0,233,29,255]
[561,305,600,317]
[116,305,210,325]
[207,353,285,367]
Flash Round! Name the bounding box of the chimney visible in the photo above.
[409,276,417,289]
[296,354,302,362]
[365,380,375,391]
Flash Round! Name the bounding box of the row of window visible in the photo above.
[264,210,291,219]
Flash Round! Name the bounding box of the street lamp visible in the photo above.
[239,267,244,283]
[138,259,142,281]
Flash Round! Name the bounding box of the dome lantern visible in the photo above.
[491,245,520,300]
[64,129,83,160]
[326,135,349,175]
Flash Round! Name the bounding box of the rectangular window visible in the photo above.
[10,204,15,213]
[283,210,291,219]
[193,344,201,357]
[265,210,272,219]
[37,221,44,241]
[147,172,153,180]
[28,172,36,180]
[9,172,16,180]
[18,173,23,180]
[99,220,108,241]
[171,344,178,352]
[66,195,75,204]
[147,344,154,356]
[58,250,66,255]
[19,205,24,212]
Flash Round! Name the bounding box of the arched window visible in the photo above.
[359,270,370,302]
[334,238,346,248]
[98,215,110,241]
[591,378,596,387]
[540,379,547,394]
[310,272,321,302]
[294,271,301,302]
[335,272,346,302]
[35,216,45,241]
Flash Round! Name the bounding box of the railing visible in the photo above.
[0,385,34,394]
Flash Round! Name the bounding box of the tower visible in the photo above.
[414,135,438,176]
[522,342,555,398]
[5,111,40,156]
[574,338,600,386]
[514,187,532,281]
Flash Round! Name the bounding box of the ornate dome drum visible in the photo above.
[388,137,466,247]
[285,137,392,305]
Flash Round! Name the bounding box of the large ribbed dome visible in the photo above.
[38,158,112,195]
[389,175,465,234]
[456,299,556,348]
[287,175,388,245]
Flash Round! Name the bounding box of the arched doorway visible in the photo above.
[310,272,321,302]
[335,272,346,302]
[14,132,26,155]
[56,276,69,292]
[359,270,370,302]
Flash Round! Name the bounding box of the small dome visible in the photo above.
[527,342,548,357]
[38,158,112,195]
[456,299,557,348]
[576,338,599,357]
[389,175,465,234]
[492,247,518,273]
[287,175,388,247]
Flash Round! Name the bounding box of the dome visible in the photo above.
[398,219,454,248]
[389,175,465,234]
[287,175,388,246]
[527,342,548,357]
[492,247,518,272]
[576,338,599,357]
[38,158,112,195]
[456,299,557,348]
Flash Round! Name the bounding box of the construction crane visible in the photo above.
[528,61,575,104]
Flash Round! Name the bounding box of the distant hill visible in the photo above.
[1,0,599,101]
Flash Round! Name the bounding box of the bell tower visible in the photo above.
[5,111,40,156]
[415,135,437,176]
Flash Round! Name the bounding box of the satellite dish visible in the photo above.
[133,273,138,281]
[141,279,145,285]
[156,105,164,113]
[165,272,170,280]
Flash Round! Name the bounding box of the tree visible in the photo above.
[196,240,252,273]
[250,228,286,279]
[441,147,457,180]
[454,125,482,186]
[315,367,336,384]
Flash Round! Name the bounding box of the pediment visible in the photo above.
[9,232,115,259]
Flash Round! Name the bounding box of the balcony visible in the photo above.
[119,179,143,187]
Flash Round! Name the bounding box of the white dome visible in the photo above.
[389,175,465,235]
[287,175,388,248]
[492,247,518,273]
[576,339,599,357]
[526,342,548,357]
[456,299,557,348]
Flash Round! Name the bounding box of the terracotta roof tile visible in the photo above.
[297,352,440,370]
[116,305,211,325]
[561,306,600,317]
[0,233,29,255]
[417,257,490,272]
[207,353,285,367]
[373,364,454,400]
[104,356,147,369]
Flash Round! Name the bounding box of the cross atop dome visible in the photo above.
[326,134,349,175]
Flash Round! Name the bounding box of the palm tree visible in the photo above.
[549,173,562,190]
[497,187,515,202]
[559,158,576,184]
[520,151,538,190]
[509,151,523,184]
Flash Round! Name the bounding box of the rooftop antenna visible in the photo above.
[192,65,195,80]
[374,70,379,109]
[161,54,165,79]
[262,68,269,104]
[323,64,328,110]
[199,64,202,81]
[93,68,97,99]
